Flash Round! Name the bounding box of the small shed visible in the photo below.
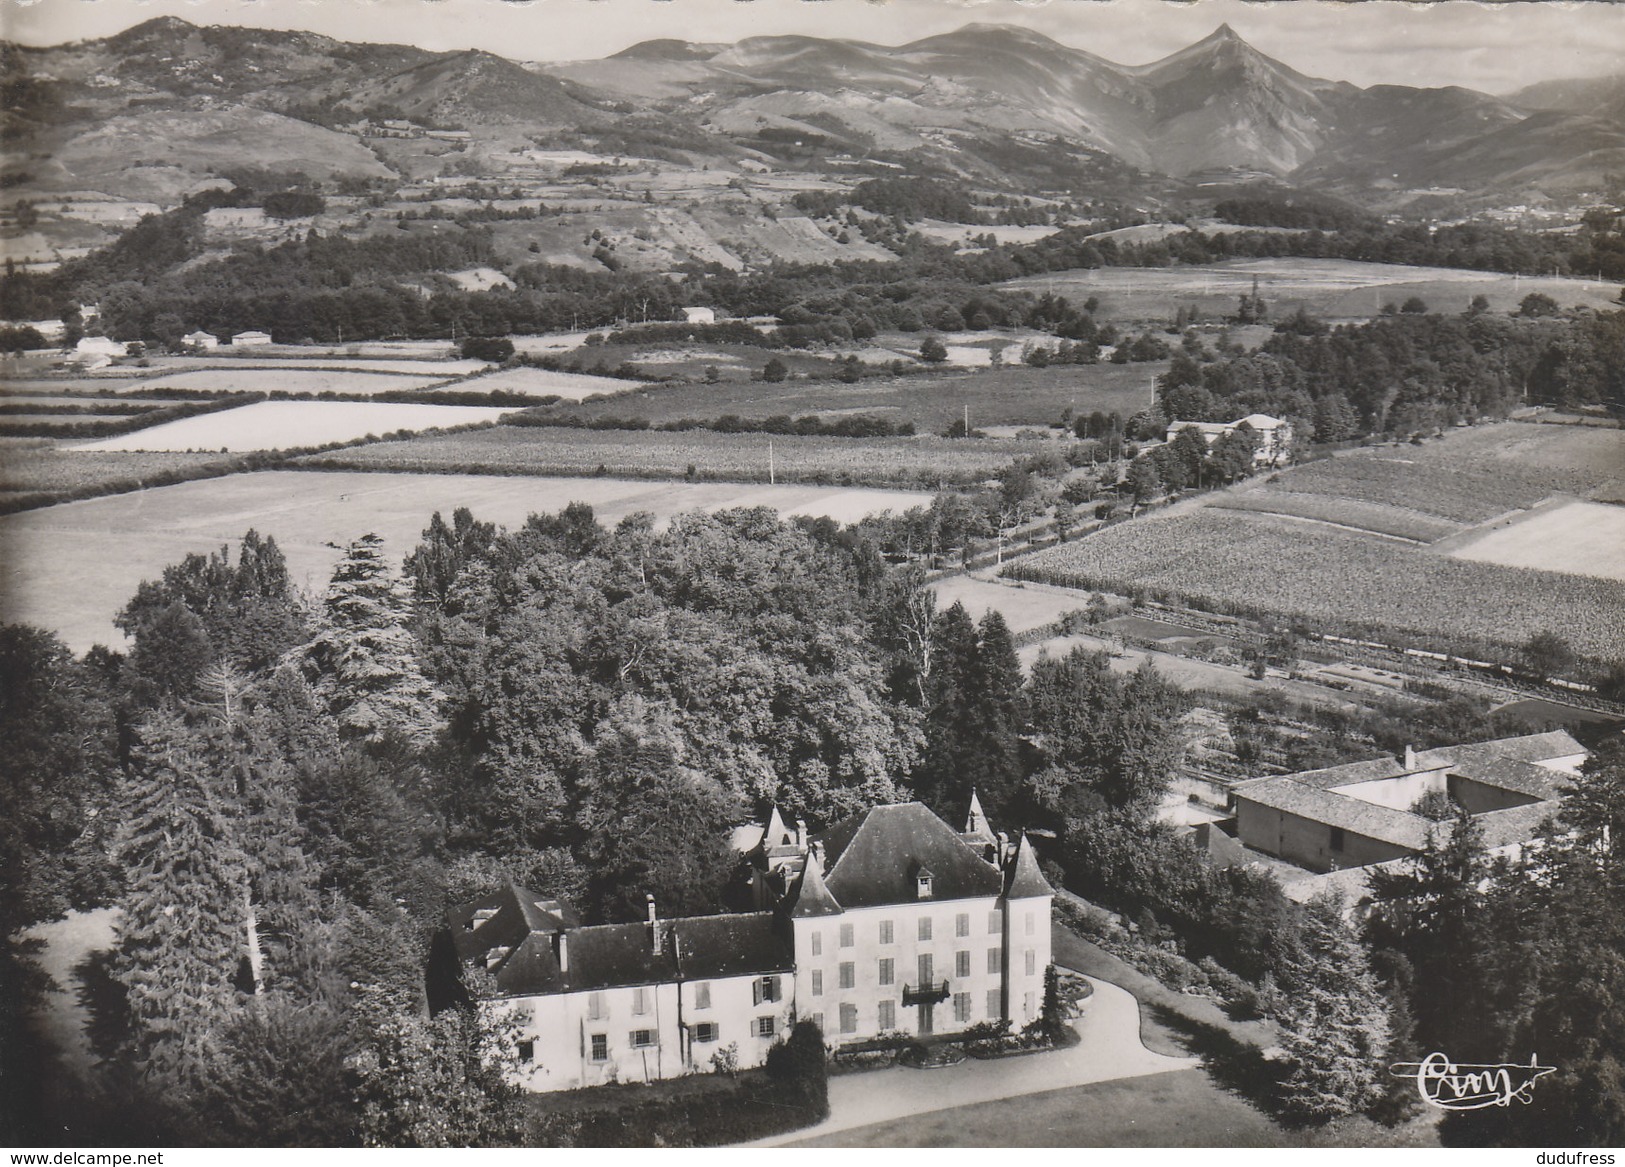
[182,330,219,349]
[681,306,716,325]
[231,330,273,347]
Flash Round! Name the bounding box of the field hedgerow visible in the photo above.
[1005,508,1625,663]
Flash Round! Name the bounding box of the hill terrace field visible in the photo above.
[71,400,518,452]
[1001,258,1623,323]
[296,425,1026,487]
[0,471,930,652]
[538,361,1162,434]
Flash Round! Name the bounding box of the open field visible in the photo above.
[296,426,1026,487]
[546,361,1161,434]
[1002,257,1623,323]
[115,368,456,395]
[1007,508,1625,662]
[1207,490,1461,543]
[1257,423,1625,524]
[1019,635,1360,709]
[928,574,1099,635]
[128,354,490,375]
[0,470,931,651]
[1446,498,1625,582]
[72,400,515,452]
[457,366,650,399]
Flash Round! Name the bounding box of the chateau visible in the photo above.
[445,796,1054,1093]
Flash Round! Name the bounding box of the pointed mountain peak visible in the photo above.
[109,15,199,42]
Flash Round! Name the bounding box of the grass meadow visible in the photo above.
[0,470,933,651]
[296,425,1027,487]
[545,361,1161,435]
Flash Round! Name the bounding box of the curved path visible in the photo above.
[748,971,1196,1146]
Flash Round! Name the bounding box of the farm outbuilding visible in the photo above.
[182,331,219,350]
[231,330,273,346]
[681,306,717,324]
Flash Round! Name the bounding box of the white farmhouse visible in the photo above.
[231,330,273,347]
[681,306,717,325]
[182,330,220,350]
[1164,413,1294,467]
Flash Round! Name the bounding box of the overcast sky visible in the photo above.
[7,0,1623,95]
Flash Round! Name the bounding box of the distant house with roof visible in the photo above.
[230,330,272,347]
[1165,413,1293,467]
[74,335,126,358]
[681,306,716,325]
[1232,730,1587,877]
[443,795,1053,1092]
[182,330,219,350]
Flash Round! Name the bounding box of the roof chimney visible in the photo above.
[555,930,569,973]
[1404,744,1417,770]
[646,893,660,952]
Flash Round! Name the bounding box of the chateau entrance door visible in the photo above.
[918,1003,934,1035]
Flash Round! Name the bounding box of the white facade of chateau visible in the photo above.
[447,797,1054,1093]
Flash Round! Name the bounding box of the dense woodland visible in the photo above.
[4,503,1621,1147]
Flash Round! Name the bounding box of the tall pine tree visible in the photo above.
[1274,898,1392,1126]
[110,711,250,1092]
[302,534,443,747]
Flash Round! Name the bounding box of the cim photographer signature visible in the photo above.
[1390,1052,1556,1109]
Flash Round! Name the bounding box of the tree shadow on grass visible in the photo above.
[1146,1001,1291,1124]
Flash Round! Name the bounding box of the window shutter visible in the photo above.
[770,974,781,1001]
[752,979,762,1005]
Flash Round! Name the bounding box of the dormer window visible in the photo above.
[916,868,934,899]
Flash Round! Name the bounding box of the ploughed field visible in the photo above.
[295,425,1028,487]
[1007,423,1625,662]
[0,440,241,503]
[0,470,932,653]
[1008,507,1625,661]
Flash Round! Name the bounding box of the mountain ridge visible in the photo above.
[4,15,1619,206]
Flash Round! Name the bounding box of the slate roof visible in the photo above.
[447,883,576,966]
[450,882,797,997]
[1005,834,1054,899]
[1437,730,1585,769]
[1236,777,1434,851]
[1233,731,1586,860]
[672,913,793,979]
[1454,757,1559,802]
[786,854,843,917]
[1475,803,1563,849]
[818,802,1003,909]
